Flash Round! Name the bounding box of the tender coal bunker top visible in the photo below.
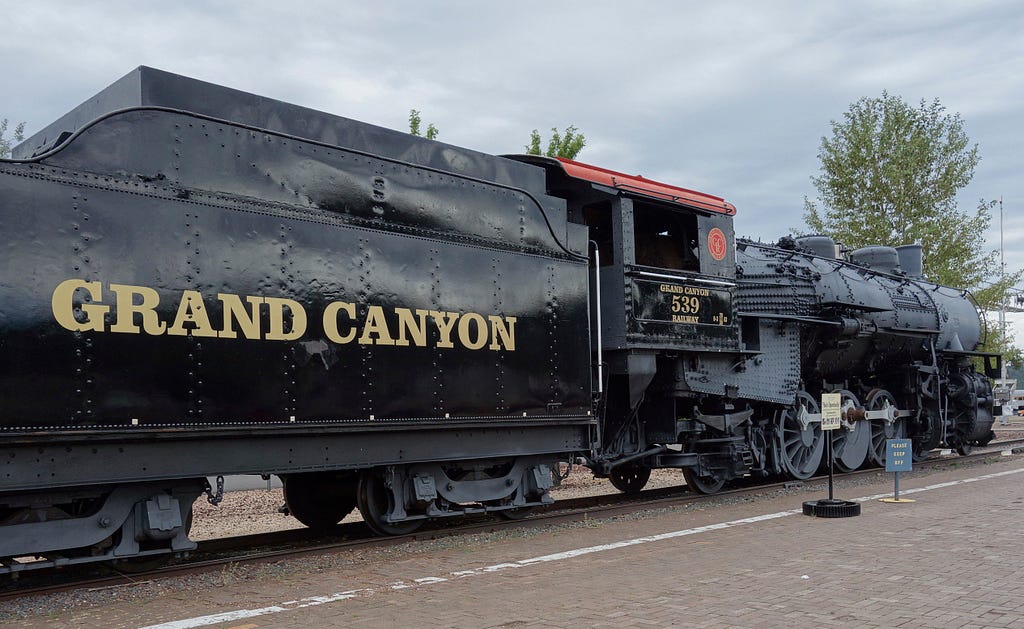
[15,66,546,196]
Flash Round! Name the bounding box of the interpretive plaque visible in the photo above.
[821,393,841,431]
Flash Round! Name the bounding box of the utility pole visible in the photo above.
[999,196,1011,425]
[1000,195,1007,381]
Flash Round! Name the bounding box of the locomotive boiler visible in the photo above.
[0,67,998,573]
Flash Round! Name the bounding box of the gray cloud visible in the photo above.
[3,0,1021,277]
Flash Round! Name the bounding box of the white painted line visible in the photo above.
[139,591,366,629]
[139,466,1024,629]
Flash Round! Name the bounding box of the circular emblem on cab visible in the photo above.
[708,227,728,261]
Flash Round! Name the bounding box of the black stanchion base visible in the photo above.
[802,498,861,518]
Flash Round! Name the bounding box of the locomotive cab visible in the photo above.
[509,156,751,492]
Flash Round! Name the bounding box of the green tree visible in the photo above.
[408,109,438,140]
[0,118,25,158]
[803,92,1021,362]
[404,111,586,161]
[526,125,585,159]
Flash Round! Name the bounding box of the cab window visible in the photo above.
[633,203,698,272]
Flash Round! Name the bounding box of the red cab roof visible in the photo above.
[555,157,736,216]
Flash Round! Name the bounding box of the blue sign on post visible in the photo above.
[885,439,912,472]
[882,438,914,503]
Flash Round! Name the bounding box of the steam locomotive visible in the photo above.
[0,68,996,573]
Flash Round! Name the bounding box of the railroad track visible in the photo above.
[5,439,1024,601]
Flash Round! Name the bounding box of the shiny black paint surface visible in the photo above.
[1,107,591,431]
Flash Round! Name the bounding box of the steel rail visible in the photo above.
[4,439,1023,602]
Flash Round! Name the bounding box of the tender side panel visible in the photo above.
[0,110,591,431]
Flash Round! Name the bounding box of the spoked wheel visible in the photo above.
[283,472,358,529]
[608,466,651,493]
[866,389,905,467]
[776,391,824,480]
[356,470,423,536]
[682,467,726,494]
[829,390,870,473]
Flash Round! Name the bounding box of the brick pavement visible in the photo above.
[10,457,1024,628]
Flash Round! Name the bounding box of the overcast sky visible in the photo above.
[3,1,1022,332]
